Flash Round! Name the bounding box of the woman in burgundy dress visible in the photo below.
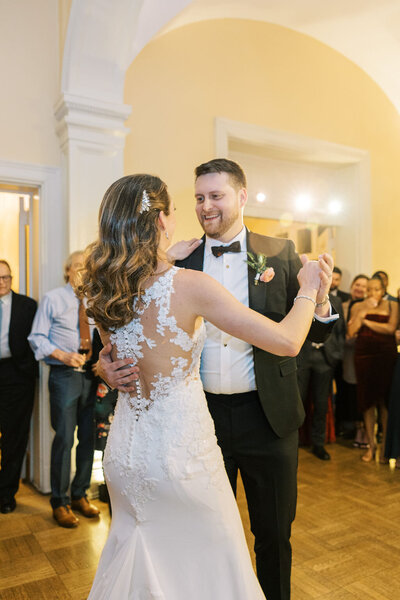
[384,288,400,466]
[348,276,398,462]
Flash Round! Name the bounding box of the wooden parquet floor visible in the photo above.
[1,440,400,599]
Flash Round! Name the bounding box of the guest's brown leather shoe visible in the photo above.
[53,505,79,528]
[71,496,100,518]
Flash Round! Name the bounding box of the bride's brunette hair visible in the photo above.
[82,174,171,332]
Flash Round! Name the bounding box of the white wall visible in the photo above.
[0,0,60,166]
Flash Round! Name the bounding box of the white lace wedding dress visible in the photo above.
[88,267,265,599]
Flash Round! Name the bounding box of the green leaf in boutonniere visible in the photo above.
[245,252,268,285]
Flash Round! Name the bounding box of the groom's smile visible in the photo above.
[202,212,221,224]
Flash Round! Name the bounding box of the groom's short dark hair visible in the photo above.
[195,158,247,190]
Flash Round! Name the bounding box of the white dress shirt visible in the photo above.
[200,228,256,394]
[0,292,12,359]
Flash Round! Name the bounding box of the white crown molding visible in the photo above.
[0,159,60,183]
[54,93,131,122]
[216,117,369,164]
[54,93,131,149]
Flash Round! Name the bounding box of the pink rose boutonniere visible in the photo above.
[260,267,275,283]
[245,252,275,286]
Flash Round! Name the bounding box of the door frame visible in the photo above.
[0,159,63,492]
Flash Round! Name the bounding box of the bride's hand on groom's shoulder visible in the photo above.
[98,343,139,392]
[166,238,203,262]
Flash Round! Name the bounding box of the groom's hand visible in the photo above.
[315,253,334,317]
[98,343,139,392]
[167,238,203,262]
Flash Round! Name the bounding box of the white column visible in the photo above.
[55,92,131,251]
[32,93,132,493]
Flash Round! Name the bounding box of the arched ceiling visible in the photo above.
[63,0,400,114]
[155,0,400,114]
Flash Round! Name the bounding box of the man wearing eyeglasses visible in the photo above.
[0,259,37,513]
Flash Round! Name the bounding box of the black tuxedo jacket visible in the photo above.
[176,230,336,437]
[336,289,350,303]
[297,294,345,371]
[9,291,38,379]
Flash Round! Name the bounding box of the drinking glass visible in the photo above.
[74,338,91,372]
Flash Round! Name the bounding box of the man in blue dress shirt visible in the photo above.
[29,251,100,527]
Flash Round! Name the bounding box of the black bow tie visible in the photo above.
[211,241,241,258]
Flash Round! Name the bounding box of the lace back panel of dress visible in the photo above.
[109,267,203,420]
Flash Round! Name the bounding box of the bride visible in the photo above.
[83,174,325,599]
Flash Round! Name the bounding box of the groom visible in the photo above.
[99,159,337,600]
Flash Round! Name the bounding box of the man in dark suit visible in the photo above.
[0,259,37,513]
[297,294,345,460]
[98,159,337,600]
[330,266,350,302]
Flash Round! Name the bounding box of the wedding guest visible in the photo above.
[336,274,369,442]
[332,267,352,438]
[28,251,100,527]
[370,272,396,443]
[347,274,369,305]
[0,260,37,514]
[297,294,345,461]
[372,270,398,302]
[91,328,117,514]
[330,266,350,302]
[384,287,400,466]
[348,276,398,462]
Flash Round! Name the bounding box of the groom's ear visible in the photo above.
[238,188,247,209]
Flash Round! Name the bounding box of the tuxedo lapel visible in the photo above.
[246,230,268,313]
[181,235,206,272]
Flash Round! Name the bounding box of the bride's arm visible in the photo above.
[181,258,322,357]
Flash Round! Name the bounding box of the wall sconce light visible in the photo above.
[256,192,266,203]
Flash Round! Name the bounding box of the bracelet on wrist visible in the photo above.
[316,295,329,308]
[294,294,317,307]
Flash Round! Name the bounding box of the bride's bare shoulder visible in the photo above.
[174,267,217,292]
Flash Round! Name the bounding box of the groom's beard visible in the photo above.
[199,208,240,240]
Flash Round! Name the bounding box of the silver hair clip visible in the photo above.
[140,189,151,214]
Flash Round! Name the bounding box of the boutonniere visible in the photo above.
[245,252,275,286]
